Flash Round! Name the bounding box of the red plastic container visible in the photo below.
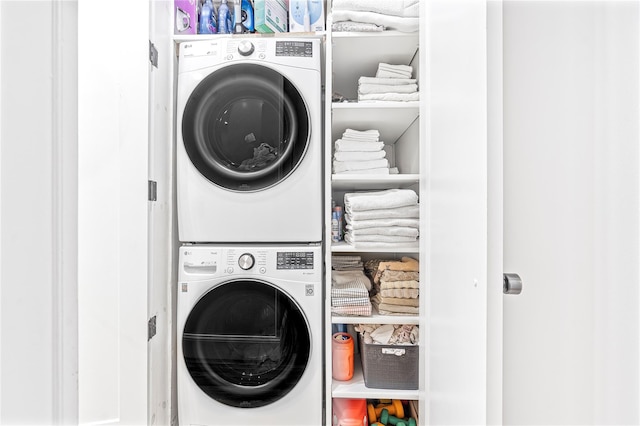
[332,398,368,426]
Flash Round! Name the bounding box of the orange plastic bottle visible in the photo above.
[332,332,354,381]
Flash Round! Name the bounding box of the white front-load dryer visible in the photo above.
[176,38,323,243]
[177,244,323,426]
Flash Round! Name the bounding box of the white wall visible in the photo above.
[503,1,639,424]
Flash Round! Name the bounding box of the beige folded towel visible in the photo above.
[380,279,419,289]
[377,303,419,315]
[379,288,419,299]
[380,270,419,282]
[378,296,420,307]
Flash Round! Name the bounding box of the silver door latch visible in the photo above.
[503,273,523,295]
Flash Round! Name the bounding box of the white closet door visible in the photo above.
[428,1,503,423]
[77,0,149,424]
[502,2,640,424]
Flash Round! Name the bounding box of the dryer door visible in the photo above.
[182,279,311,408]
[182,63,310,191]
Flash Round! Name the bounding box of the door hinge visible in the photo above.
[148,315,157,341]
[148,180,157,201]
[149,41,158,68]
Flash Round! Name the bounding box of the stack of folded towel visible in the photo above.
[331,0,420,33]
[358,63,419,103]
[333,128,396,175]
[343,189,419,248]
[331,255,373,316]
[365,257,420,316]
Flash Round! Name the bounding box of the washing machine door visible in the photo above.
[182,63,311,191]
[182,279,311,408]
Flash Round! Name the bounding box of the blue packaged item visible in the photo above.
[217,0,232,34]
[198,0,217,34]
[241,0,254,32]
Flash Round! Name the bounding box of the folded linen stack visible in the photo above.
[333,128,393,175]
[344,189,419,248]
[358,63,419,103]
[355,323,419,345]
[331,255,372,316]
[366,257,420,316]
[331,0,420,33]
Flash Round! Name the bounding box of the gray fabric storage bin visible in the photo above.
[359,337,419,390]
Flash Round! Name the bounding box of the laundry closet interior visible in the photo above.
[148,1,493,425]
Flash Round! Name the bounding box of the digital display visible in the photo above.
[275,41,313,57]
[277,251,314,269]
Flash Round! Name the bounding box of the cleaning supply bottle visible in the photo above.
[331,211,340,242]
[233,0,244,33]
[198,0,215,34]
[218,0,232,34]
[335,205,343,240]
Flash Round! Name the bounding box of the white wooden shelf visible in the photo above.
[173,31,326,42]
[331,357,420,400]
[331,306,419,325]
[330,241,420,253]
[332,174,420,191]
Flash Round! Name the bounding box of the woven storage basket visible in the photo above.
[359,337,418,390]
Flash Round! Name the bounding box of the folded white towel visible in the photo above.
[359,76,417,85]
[334,150,386,161]
[332,0,420,18]
[333,159,389,173]
[348,226,419,238]
[337,168,390,175]
[344,239,420,249]
[359,92,420,102]
[347,204,420,221]
[332,21,384,32]
[358,83,418,95]
[340,135,380,143]
[335,139,385,152]
[344,232,417,243]
[377,63,414,78]
[345,189,418,212]
[331,10,419,33]
[344,128,380,137]
[345,218,420,230]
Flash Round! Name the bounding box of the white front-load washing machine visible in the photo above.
[177,244,323,425]
[176,38,323,243]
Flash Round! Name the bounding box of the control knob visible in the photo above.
[237,41,255,56]
[238,253,255,270]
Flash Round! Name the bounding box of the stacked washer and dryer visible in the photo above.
[175,37,324,425]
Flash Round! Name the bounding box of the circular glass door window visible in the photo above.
[182,63,310,191]
[182,280,311,408]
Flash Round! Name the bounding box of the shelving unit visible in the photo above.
[323,4,425,425]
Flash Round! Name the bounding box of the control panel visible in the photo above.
[181,247,317,276]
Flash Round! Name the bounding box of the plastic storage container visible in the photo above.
[332,332,354,380]
[332,398,368,426]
